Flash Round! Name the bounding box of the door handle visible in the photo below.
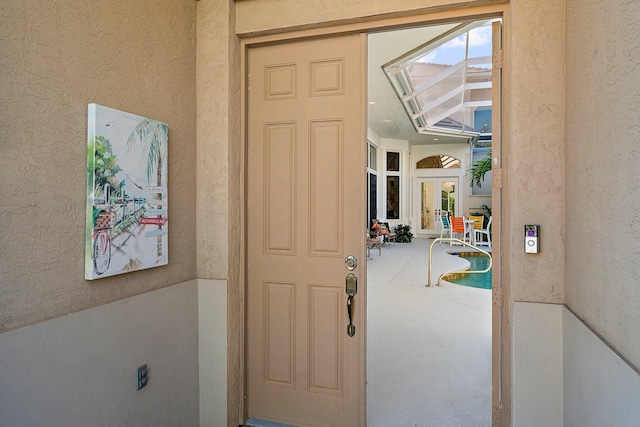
[346,273,357,337]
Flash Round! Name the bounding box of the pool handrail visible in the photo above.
[428,238,493,287]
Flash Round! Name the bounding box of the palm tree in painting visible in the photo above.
[126,118,168,258]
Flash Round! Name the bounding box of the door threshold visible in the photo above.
[245,418,299,427]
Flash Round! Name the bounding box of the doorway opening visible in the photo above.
[365,18,499,425]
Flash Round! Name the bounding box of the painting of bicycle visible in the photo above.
[85,104,168,280]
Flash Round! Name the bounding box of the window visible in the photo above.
[367,141,378,228]
[368,144,377,171]
[386,176,399,219]
[386,151,401,219]
[386,152,400,172]
[416,155,461,169]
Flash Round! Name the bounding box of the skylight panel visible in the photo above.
[382,19,497,139]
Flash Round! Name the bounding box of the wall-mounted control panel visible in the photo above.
[524,225,540,253]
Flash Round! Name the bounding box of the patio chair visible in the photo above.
[450,216,466,246]
[440,215,452,241]
[474,216,492,247]
[469,215,484,231]
[380,222,396,246]
[468,215,484,245]
[366,232,383,258]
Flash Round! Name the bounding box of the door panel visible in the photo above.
[247,35,365,427]
[264,123,296,254]
[419,181,435,232]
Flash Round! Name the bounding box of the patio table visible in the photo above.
[463,218,477,244]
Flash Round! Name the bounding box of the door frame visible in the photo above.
[238,4,511,425]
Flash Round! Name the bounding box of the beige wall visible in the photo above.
[508,0,566,304]
[0,280,200,426]
[235,0,490,35]
[0,0,198,332]
[566,0,640,368]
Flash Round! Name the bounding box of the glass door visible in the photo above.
[416,177,458,235]
[419,180,435,232]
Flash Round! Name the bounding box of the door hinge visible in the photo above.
[492,167,503,189]
[493,49,503,69]
[492,405,503,426]
[492,287,503,307]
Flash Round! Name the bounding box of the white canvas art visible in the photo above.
[85,104,168,279]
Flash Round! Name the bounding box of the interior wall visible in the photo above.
[0,280,199,427]
[565,0,640,369]
[0,0,198,333]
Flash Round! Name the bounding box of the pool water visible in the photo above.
[446,252,492,290]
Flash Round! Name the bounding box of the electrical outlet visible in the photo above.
[136,364,148,391]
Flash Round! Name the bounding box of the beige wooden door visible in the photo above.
[247,34,366,426]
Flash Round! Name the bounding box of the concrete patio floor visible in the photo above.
[366,237,492,427]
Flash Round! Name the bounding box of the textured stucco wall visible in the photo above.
[566,0,640,368]
[197,1,243,426]
[235,0,498,35]
[508,0,566,303]
[197,0,231,280]
[0,0,197,332]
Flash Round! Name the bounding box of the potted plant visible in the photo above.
[393,224,413,243]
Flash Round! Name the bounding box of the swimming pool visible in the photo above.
[445,252,492,290]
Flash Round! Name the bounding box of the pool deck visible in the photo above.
[366,237,492,427]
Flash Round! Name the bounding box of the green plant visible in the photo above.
[393,224,413,243]
[466,150,492,188]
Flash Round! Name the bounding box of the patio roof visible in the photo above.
[382,19,496,139]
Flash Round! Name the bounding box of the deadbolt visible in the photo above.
[345,255,357,271]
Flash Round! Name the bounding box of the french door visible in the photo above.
[415,177,458,235]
